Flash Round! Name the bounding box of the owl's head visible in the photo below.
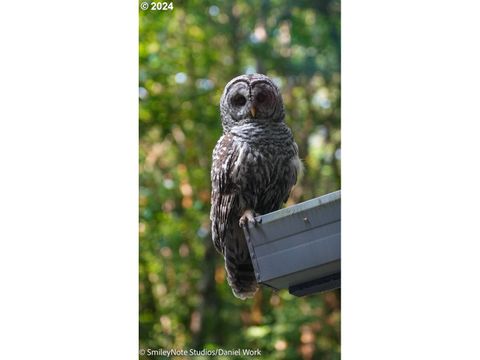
[219,74,285,131]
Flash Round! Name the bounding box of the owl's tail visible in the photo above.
[224,226,258,300]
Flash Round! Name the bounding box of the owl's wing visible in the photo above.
[283,148,303,203]
[210,134,240,255]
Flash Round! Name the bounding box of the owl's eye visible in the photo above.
[256,92,267,103]
[232,94,247,106]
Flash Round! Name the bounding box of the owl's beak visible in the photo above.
[250,106,256,118]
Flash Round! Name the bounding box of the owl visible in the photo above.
[210,74,302,299]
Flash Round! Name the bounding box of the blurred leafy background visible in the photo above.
[139,0,340,359]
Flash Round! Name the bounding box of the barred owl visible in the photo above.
[210,74,301,299]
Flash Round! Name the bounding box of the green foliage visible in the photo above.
[140,0,340,358]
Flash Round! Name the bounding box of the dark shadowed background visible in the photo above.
[139,1,340,358]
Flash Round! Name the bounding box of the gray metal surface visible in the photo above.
[244,190,341,296]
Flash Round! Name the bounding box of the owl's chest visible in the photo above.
[230,139,285,182]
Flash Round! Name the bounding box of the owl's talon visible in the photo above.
[239,209,259,228]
